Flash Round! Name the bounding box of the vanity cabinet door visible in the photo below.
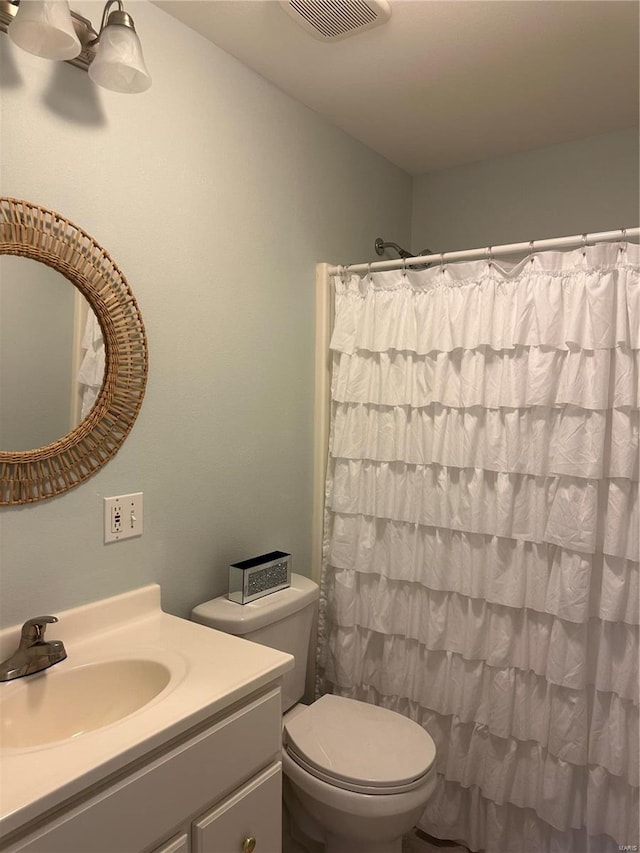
[151,833,189,853]
[192,762,281,853]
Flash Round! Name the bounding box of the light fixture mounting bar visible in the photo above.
[0,0,97,70]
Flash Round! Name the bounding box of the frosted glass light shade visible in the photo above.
[88,24,151,94]
[8,0,81,60]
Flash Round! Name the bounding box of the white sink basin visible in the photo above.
[0,659,171,749]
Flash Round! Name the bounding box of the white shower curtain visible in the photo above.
[316,241,639,853]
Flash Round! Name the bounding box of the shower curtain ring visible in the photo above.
[368,262,373,282]
[619,228,627,252]
[582,234,588,256]
[440,252,446,274]
[402,257,407,278]
[529,240,535,264]
[486,246,493,267]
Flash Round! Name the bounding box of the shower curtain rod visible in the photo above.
[327,227,640,276]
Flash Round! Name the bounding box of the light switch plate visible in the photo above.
[104,493,143,543]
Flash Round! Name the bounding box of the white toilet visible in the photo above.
[191,573,437,853]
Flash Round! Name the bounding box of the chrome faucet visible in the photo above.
[0,616,67,682]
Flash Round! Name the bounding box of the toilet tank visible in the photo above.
[191,573,319,712]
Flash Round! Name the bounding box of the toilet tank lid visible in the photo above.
[191,573,319,635]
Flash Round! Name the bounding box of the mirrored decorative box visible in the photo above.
[228,551,292,604]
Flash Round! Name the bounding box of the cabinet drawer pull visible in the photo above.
[242,837,256,853]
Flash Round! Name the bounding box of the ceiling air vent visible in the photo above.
[280,0,391,42]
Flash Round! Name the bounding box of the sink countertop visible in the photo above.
[0,584,294,841]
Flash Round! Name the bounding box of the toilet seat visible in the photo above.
[283,695,436,795]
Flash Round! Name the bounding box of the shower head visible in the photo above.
[375,238,432,260]
[374,237,435,270]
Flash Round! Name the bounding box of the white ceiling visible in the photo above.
[154,0,639,175]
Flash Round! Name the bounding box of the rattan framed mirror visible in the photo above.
[0,197,148,505]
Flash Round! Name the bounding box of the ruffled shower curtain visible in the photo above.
[316,242,639,853]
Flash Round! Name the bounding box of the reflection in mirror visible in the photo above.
[0,256,104,452]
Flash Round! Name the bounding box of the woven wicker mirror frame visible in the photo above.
[0,198,148,505]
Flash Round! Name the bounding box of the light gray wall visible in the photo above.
[0,1,412,628]
[411,129,639,252]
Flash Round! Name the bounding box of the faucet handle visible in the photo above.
[20,616,59,643]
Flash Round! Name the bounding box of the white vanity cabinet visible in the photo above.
[152,834,190,853]
[190,762,281,853]
[1,686,283,853]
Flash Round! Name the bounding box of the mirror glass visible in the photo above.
[0,256,104,452]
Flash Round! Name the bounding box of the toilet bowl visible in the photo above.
[282,754,436,853]
[191,574,437,853]
[281,695,436,853]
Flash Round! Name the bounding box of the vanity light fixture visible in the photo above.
[0,0,151,93]
[6,0,80,59]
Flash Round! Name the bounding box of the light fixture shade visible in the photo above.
[8,0,81,61]
[88,24,151,94]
